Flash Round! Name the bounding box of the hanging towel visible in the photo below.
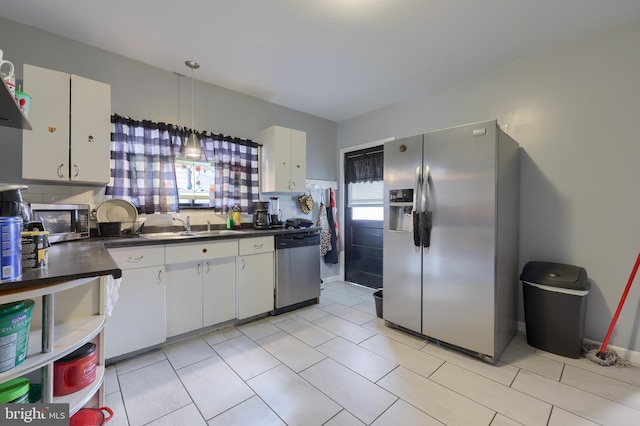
[324,202,339,264]
[317,202,332,256]
[329,188,340,252]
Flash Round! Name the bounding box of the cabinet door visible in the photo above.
[22,65,70,181]
[70,74,111,183]
[272,127,293,191]
[289,128,306,193]
[165,261,203,338]
[237,252,274,319]
[203,257,236,326]
[104,266,166,358]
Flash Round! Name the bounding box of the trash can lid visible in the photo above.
[520,261,590,291]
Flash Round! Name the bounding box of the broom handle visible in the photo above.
[599,252,640,354]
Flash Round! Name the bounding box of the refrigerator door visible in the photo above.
[421,121,497,356]
[383,135,424,333]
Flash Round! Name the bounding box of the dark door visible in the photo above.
[344,146,384,289]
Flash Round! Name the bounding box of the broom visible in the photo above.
[584,252,640,366]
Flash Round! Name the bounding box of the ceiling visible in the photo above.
[3,1,640,122]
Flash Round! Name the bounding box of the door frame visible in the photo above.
[338,137,394,282]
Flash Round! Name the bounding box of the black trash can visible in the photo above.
[373,290,383,318]
[520,261,590,358]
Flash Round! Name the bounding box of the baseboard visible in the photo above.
[321,275,341,283]
[517,321,640,364]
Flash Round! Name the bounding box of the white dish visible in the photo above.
[96,199,138,223]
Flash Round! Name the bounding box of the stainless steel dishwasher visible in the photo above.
[273,233,321,315]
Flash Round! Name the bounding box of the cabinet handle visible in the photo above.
[157,269,163,284]
[57,163,65,178]
[73,164,80,177]
[205,261,210,274]
[196,263,201,276]
[127,255,144,263]
[241,259,246,269]
[289,181,295,191]
[253,244,263,249]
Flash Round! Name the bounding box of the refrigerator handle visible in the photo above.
[412,166,421,248]
[413,166,421,212]
[422,165,433,254]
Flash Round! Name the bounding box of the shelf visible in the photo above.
[0,315,105,383]
[0,79,31,130]
[0,277,98,304]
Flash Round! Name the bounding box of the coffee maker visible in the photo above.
[252,201,271,229]
[269,197,283,229]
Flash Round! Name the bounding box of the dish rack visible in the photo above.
[97,219,145,238]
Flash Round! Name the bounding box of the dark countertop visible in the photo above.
[101,226,321,248]
[0,226,319,294]
[0,239,121,294]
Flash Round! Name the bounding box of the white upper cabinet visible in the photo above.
[22,64,111,183]
[259,125,306,193]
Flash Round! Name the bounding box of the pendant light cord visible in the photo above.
[191,65,195,130]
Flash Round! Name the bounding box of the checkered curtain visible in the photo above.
[202,135,260,213]
[106,115,182,213]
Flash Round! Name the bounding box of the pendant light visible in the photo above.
[183,60,202,159]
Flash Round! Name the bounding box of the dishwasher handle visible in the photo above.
[276,234,320,249]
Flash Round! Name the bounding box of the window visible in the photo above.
[107,114,260,213]
[348,181,384,221]
[175,158,216,208]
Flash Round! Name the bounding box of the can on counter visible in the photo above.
[0,217,22,282]
[21,231,50,270]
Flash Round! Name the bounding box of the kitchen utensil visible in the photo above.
[305,194,315,210]
[299,194,310,214]
[1,50,15,96]
[70,406,113,426]
[96,199,138,223]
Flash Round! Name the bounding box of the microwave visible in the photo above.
[30,203,91,243]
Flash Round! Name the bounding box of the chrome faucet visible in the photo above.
[173,215,191,232]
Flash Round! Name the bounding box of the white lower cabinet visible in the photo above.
[165,240,237,338]
[105,246,166,358]
[238,237,275,319]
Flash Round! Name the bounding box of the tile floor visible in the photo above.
[104,281,640,425]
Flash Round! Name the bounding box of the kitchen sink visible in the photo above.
[191,230,245,237]
[138,231,198,240]
[138,229,244,240]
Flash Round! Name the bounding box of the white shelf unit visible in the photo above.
[0,276,107,415]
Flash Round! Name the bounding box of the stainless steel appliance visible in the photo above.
[269,196,283,228]
[253,201,271,229]
[273,233,321,314]
[30,203,90,243]
[383,120,520,363]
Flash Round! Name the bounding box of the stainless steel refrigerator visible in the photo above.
[383,120,520,362]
